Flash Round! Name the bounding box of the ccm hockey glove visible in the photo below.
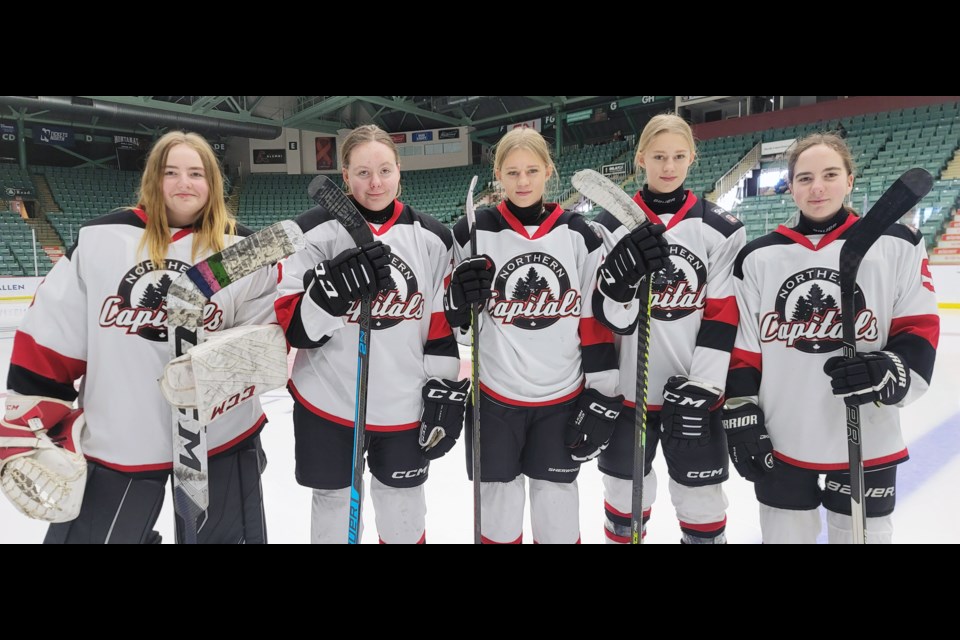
[659,376,723,450]
[823,351,911,407]
[598,220,669,302]
[722,399,774,482]
[419,378,470,461]
[444,255,495,330]
[304,241,392,317]
[565,389,624,462]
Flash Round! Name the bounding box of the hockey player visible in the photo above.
[726,133,939,543]
[446,127,631,544]
[592,114,745,543]
[276,125,465,544]
[1,131,280,543]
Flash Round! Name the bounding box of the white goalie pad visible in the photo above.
[0,409,86,523]
[160,324,289,424]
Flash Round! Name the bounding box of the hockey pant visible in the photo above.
[44,436,267,544]
[599,406,728,543]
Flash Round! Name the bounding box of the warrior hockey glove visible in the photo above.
[419,378,470,460]
[598,220,669,303]
[565,388,624,462]
[722,399,774,482]
[304,240,392,317]
[659,376,723,450]
[444,255,495,330]
[823,351,911,407]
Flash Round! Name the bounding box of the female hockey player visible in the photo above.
[276,124,465,544]
[446,127,651,543]
[592,113,745,543]
[2,131,280,543]
[725,132,939,543]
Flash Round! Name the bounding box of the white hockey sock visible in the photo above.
[529,478,580,544]
[601,472,656,544]
[669,479,729,542]
[759,504,820,544]
[370,477,426,544]
[310,487,357,544]
[827,510,894,544]
[480,476,525,543]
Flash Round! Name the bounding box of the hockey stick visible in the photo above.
[571,169,652,545]
[307,174,375,545]
[838,167,931,544]
[166,219,305,544]
[464,175,482,544]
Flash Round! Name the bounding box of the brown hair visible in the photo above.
[135,131,233,270]
[787,132,856,183]
[339,124,401,197]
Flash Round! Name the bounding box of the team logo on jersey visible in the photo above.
[488,251,580,330]
[758,267,878,354]
[650,245,707,321]
[99,259,223,342]
[343,252,423,330]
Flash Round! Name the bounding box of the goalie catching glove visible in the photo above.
[419,378,470,460]
[564,389,624,462]
[823,350,910,407]
[0,395,86,522]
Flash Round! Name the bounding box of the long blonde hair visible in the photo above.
[493,127,558,200]
[634,113,698,177]
[135,131,234,270]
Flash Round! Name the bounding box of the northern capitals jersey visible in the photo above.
[592,191,744,407]
[451,201,618,405]
[6,208,279,472]
[727,216,939,469]
[276,200,459,431]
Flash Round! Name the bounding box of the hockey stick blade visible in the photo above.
[308,174,375,246]
[571,169,648,230]
[840,167,932,282]
[466,175,478,245]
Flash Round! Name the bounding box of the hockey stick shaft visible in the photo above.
[465,175,482,544]
[570,169,651,544]
[167,219,305,543]
[308,175,375,544]
[838,167,931,544]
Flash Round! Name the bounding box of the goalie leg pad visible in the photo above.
[195,436,268,544]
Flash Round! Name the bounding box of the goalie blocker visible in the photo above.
[160,324,290,424]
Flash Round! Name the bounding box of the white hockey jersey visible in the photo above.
[276,200,459,431]
[728,215,939,469]
[451,202,618,405]
[7,208,279,472]
[592,191,744,408]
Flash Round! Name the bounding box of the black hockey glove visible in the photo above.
[304,241,392,317]
[722,400,774,482]
[419,377,470,461]
[444,255,495,330]
[565,388,624,462]
[598,220,669,303]
[659,376,723,450]
[823,351,910,407]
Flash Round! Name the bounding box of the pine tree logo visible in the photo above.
[791,283,837,322]
[650,249,707,322]
[512,266,552,301]
[652,260,683,293]
[138,273,173,309]
[490,251,576,330]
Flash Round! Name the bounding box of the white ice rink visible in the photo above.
[2,300,958,544]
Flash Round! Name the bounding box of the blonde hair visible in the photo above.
[787,132,856,184]
[135,131,234,270]
[340,124,402,198]
[634,113,698,175]
[492,127,558,200]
